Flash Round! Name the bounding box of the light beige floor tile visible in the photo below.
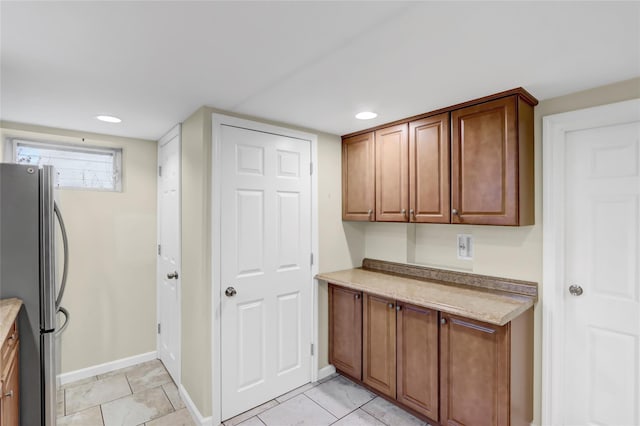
[101,386,173,426]
[146,408,196,426]
[162,382,185,409]
[304,375,375,418]
[61,375,98,389]
[126,360,172,393]
[361,397,429,426]
[275,382,317,403]
[223,400,279,426]
[318,372,339,383]
[65,374,131,415]
[237,417,266,426]
[98,359,161,380]
[258,394,336,426]
[57,406,103,426]
[333,409,386,426]
[57,388,65,417]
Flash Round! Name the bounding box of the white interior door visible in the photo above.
[220,124,312,420]
[543,100,640,425]
[157,125,181,384]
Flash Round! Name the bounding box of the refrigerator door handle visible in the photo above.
[55,306,70,336]
[54,201,69,308]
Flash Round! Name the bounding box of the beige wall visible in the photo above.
[180,107,365,418]
[0,121,157,373]
[358,77,640,425]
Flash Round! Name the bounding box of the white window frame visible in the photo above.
[8,138,123,192]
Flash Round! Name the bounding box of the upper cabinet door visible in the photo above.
[409,113,450,223]
[375,124,409,222]
[451,96,533,225]
[342,132,376,221]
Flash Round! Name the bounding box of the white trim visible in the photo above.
[57,351,157,385]
[157,124,183,387]
[211,114,319,426]
[317,365,337,382]
[179,384,213,426]
[541,98,640,425]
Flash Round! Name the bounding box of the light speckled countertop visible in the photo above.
[0,298,22,346]
[316,268,533,326]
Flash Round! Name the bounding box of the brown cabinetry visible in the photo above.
[451,96,534,225]
[328,284,533,426]
[342,132,375,221]
[0,320,19,426]
[342,88,537,226]
[362,294,396,398]
[375,124,409,222]
[328,284,363,380]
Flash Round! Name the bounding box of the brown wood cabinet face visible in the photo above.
[328,284,363,380]
[409,113,450,223]
[375,124,409,222]
[451,97,519,225]
[363,294,396,398]
[342,132,376,221]
[1,344,19,426]
[440,313,510,426]
[396,303,439,421]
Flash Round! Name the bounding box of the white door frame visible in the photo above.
[157,123,182,385]
[211,114,319,426]
[541,98,640,425]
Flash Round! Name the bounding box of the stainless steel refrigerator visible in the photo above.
[0,163,70,426]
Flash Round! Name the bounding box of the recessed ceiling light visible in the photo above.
[96,115,122,123]
[355,111,377,120]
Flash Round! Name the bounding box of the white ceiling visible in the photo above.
[1,1,639,140]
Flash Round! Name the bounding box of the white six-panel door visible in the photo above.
[220,124,312,420]
[543,99,640,425]
[157,125,181,384]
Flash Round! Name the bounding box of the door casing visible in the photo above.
[542,98,640,424]
[211,114,319,426]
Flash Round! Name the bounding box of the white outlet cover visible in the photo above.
[457,234,473,260]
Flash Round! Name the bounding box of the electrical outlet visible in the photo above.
[457,234,473,260]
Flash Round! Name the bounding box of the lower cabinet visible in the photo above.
[328,284,533,426]
[0,320,20,426]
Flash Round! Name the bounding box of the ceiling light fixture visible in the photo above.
[355,111,377,120]
[96,115,122,123]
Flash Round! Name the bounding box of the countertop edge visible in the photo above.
[0,298,23,346]
[316,272,534,327]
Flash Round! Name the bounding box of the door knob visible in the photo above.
[225,287,237,297]
[569,285,583,296]
[167,271,179,279]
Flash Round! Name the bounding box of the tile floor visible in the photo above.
[58,360,431,426]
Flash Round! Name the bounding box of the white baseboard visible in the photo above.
[180,384,213,426]
[317,364,337,382]
[58,351,158,385]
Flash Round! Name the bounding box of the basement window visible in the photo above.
[11,139,122,191]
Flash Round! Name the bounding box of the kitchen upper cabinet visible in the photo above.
[440,311,533,426]
[451,96,534,225]
[362,294,396,398]
[342,132,375,221]
[409,113,450,223]
[328,285,363,380]
[375,124,409,222]
[396,303,439,421]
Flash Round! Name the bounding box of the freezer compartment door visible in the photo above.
[41,331,57,426]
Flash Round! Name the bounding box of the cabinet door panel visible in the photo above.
[451,97,518,225]
[409,114,450,223]
[397,304,439,421]
[329,285,362,380]
[375,124,409,222]
[343,132,375,221]
[363,294,396,398]
[440,314,509,426]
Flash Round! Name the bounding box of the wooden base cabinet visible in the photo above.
[0,321,19,426]
[440,311,533,426]
[328,285,363,380]
[362,294,396,398]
